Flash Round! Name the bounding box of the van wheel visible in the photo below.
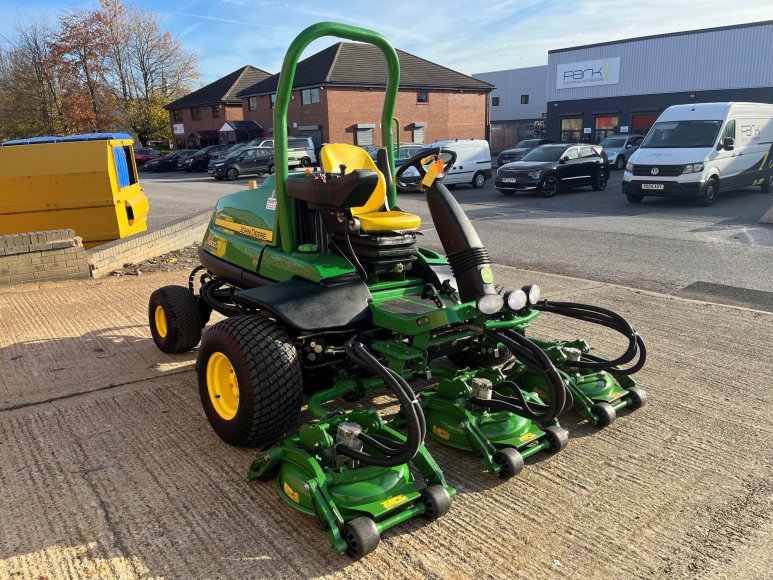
[471,172,486,189]
[698,177,718,206]
[227,168,239,181]
[301,157,311,167]
[614,156,626,170]
[762,171,773,193]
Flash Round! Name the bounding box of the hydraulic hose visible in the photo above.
[533,301,646,375]
[484,329,572,421]
[337,340,424,467]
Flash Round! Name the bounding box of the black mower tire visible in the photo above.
[149,285,202,354]
[591,401,616,427]
[544,425,569,453]
[627,387,647,410]
[448,348,512,368]
[626,193,644,204]
[540,174,560,197]
[420,485,452,519]
[591,168,608,191]
[698,176,718,206]
[341,517,380,559]
[493,447,524,479]
[197,315,303,447]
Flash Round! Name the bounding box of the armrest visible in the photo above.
[286,170,377,209]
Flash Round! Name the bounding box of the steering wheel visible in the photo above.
[395,147,457,191]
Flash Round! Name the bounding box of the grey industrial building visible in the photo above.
[476,20,773,149]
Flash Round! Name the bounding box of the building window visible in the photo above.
[190,107,202,121]
[417,90,429,103]
[560,117,583,143]
[247,97,257,111]
[302,88,320,105]
[594,115,619,143]
[631,112,659,135]
[212,105,220,119]
[413,125,425,143]
[520,94,529,105]
[356,126,374,146]
[492,96,500,107]
[172,109,183,122]
[270,94,276,109]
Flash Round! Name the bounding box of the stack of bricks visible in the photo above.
[0,229,90,285]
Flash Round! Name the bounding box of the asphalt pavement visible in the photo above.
[140,167,773,311]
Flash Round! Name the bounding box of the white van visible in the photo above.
[429,139,492,188]
[623,102,773,206]
[249,136,317,167]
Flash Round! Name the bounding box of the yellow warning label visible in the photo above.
[283,481,300,504]
[432,425,451,440]
[381,495,409,510]
[519,432,537,443]
[215,218,273,242]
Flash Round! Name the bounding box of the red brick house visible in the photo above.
[165,65,271,150]
[237,43,493,148]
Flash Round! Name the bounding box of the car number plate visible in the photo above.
[501,177,518,183]
[641,183,664,190]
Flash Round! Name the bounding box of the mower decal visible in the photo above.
[519,432,537,443]
[266,196,277,211]
[204,234,227,257]
[381,495,409,510]
[283,481,300,504]
[215,217,274,242]
[432,425,451,440]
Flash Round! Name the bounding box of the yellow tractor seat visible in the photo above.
[320,143,421,231]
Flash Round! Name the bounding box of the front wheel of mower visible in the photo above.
[420,485,452,519]
[149,285,202,354]
[544,426,569,453]
[493,447,524,479]
[591,401,616,427]
[197,315,303,447]
[341,517,380,559]
[627,387,647,410]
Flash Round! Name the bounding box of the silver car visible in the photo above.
[600,135,644,170]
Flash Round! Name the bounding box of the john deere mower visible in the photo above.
[148,22,646,557]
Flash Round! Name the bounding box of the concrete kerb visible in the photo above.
[86,211,211,277]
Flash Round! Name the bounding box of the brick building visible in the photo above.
[237,43,493,148]
[165,65,271,150]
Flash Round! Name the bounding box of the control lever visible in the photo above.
[421,284,446,309]
[440,279,461,304]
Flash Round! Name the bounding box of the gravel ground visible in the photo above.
[0,268,771,579]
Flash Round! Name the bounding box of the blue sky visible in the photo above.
[1,0,771,87]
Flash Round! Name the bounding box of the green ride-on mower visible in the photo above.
[148,22,647,558]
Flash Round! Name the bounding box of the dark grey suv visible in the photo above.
[209,146,275,180]
[497,138,552,166]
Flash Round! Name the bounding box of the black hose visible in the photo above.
[485,329,572,421]
[533,301,646,375]
[200,280,243,317]
[336,340,423,467]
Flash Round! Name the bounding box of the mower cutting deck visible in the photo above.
[148,21,647,558]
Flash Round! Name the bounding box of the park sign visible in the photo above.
[557,57,620,89]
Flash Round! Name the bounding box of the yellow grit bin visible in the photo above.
[0,133,149,248]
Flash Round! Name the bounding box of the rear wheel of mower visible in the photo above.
[197,315,303,447]
[627,387,647,410]
[591,401,616,427]
[493,447,524,479]
[148,285,202,353]
[544,426,569,453]
[420,485,452,519]
[341,517,380,559]
[448,348,511,368]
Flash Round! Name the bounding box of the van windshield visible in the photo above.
[640,120,723,148]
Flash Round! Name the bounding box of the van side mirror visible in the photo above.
[722,137,734,151]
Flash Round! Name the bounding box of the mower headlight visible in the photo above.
[477,293,504,315]
[522,284,541,305]
[527,169,542,180]
[682,162,705,174]
[506,289,528,311]
[626,162,634,172]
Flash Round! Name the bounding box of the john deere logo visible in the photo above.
[651,167,660,176]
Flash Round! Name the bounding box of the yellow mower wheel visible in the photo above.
[206,352,240,420]
[148,285,202,353]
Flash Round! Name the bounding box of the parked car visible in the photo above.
[182,144,231,172]
[208,142,249,170]
[591,144,609,165]
[429,139,492,188]
[497,138,553,166]
[133,147,162,166]
[599,134,644,170]
[209,146,275,180]
[495,143,608,197]
[249,136,317,167]
[144,149,197,172]
[369,143,426,168]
